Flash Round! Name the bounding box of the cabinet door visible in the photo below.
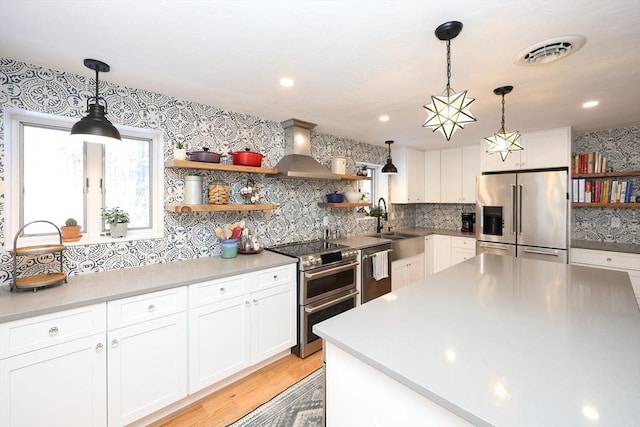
[406,254,425,285]
[424,151,441,203]
[461,145,479,203]
[424,236,434,276]
[440,148,462,203]
[250,283,296,364]
[107,312,187,427]
[390,148,425,203]
[391,260,407,291]
[433,235,452,273]
[408,150,425,202]
[188,295,251,393]
[519,127,570,170]
[0,334,107,427]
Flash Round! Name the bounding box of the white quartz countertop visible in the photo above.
[0,251,296,323]
[314,254,640,426]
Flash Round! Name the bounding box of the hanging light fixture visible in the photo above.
[70,59,121,143]
[381,140,398,174]
[484,85,523,161]
[423,21,476,141]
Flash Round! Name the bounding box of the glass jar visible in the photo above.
[208,181,229,205]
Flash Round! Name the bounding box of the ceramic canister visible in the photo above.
[184,175,203,204]
[331,156,347,175]
[220,238,239,258]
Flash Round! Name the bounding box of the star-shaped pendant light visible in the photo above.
[423,21,476,141]
[484,85,522,161]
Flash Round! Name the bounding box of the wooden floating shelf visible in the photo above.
[15,272,67,289]
[572,170,640,178]
[11,244,66,256]
[318,202,372,208]
[572,202,640,208]
[166,203,279,213]
[336,174,371,181]
[165,159,278,175]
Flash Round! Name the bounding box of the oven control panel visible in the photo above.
[300,249,358,270]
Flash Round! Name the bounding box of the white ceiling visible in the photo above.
[1,0,639,149]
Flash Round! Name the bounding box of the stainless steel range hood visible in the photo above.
[275,119,339,180]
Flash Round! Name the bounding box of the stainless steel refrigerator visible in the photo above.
[475,169,569,263]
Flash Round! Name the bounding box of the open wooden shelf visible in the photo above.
[166,203,278,213]
[165,159,278,175]
[318,202,372,208]
[572,202,640,208]
[573,170,640,179]
[336,174,371,181]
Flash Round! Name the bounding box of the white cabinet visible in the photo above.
[432,235,476,273]
[424,150,441,203]
[571,248,640,306]
[107,287,188,427]
[438,145,479,204]
[391,254,424,291]
[188,264,296,394]
[0,304,107,427]
[480,127,571,172]
[424,236,434,276]
[390,147,425,203]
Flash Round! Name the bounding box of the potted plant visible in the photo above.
[102,207,130,238]
[174,141,187,161]
[60,217,81,242]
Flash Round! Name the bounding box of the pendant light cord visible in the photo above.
[446,39,451,92]
[501,94,506,129]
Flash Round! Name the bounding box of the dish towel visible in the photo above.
[373,250,389,281]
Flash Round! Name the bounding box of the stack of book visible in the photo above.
[572,178,634,203]
[572,151,607,174]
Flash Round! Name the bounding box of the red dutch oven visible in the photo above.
[187,147,222,163]
[228,148,264,167]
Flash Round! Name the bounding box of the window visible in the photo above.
[5,108,164,249]
[355,162,388,220]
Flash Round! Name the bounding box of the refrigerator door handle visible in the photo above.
[518,184,523,235]
[511,184,517,235]
[522,248,559,257]
[478,243,511,251]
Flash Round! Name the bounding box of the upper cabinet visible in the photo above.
[390,148,425,204]
[480,127,571,172]
[440,145,479,204]
[424,151,441,203]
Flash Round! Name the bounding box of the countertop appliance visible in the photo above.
[361,243,392,304]
[266,240,359,358]
[461,212,475,232]
[475,168,569,263]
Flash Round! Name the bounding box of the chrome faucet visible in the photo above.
[376,197,388,234]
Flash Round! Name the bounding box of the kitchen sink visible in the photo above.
[367,232,424,261]
[368,232,416,240]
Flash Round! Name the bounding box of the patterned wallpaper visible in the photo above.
[0,58,416,283]
[572,126,640,244]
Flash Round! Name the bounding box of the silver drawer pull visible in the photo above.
[48,326,59,336]
[95,343,104,352]
[606,258,612,262]
[111,339,119,348]
[148,304,155,312]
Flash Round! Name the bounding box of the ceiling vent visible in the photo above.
[515,35,586,65]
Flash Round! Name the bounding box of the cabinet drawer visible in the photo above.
[108,287,187,330]
[571,248,640,272]
[252,264,296,292]
[0,303,106,359]
[451,237,475,250]
[189,274,250,308]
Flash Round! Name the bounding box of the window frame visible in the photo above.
[355,162,388,221]
[4,108,165,250]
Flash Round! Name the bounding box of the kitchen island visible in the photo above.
[314,254,640,426]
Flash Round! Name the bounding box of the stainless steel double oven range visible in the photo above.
[267,240,359,358]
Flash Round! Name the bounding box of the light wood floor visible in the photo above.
[150,351,323,427]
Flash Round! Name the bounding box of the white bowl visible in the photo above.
[344,191,362,203]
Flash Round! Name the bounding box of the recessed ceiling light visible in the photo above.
[582,100,599,108]
[279,77,294,87]
[379,115,390,122]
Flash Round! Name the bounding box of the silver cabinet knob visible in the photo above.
[253,299,258,305]
[245,301,251,307]
[606,258,612,262]
[220,287,226,293]
[111,339,119,348]
[95,343,104,352]
[48,326,59,336]
[273,275,278,280]
[148,304,155,312]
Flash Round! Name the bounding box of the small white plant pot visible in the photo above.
[109,222,128,238]
[174,148,187,161]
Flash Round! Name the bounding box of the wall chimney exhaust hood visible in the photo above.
[275,119,339,180]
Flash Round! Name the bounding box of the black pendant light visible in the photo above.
[381,140,398,174]
[70,58,121,143]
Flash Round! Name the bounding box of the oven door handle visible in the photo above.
[303,261,359,280]
[362,249,393,260]
[304,290,359,314]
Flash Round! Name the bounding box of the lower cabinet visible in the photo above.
[392,254,424,291]
[188,264,296,394]
[432,235,476,274]
[0,333,107,427]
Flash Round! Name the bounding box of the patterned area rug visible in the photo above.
[228,369,324,427]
